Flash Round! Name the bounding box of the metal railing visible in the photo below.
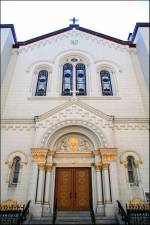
[117,200,128,225]
[117,200,150,225]
[126,202,150,225]
[52,199,57,225]
[0,200,31,225]
[90,200,96,225]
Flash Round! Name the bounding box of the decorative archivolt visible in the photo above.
[120,150,142,167]
[40,119,108,149]
[54,49,95,65]
[96,61,120,96]
[26,60,53,73]
[5,150,28,167]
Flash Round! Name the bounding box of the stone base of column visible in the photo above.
[42,204,52,216]
[30,204,42,218]
[96,203,105,216]
[104,203,115,216]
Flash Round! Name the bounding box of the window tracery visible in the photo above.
[61,56,87,96]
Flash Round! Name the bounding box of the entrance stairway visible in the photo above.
[55,211,92,224]
[29,211,117,225]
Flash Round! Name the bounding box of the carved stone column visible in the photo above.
[44,164,53,204]
[95,163,104,215]
[102,163,111,203]
[36,163,45,203]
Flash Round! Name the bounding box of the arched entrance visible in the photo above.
[30,123,118,219]
[52,132,94,211]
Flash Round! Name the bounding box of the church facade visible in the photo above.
[1,22,149,222]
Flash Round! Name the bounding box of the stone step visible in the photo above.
[55,222,92,224]
[96,216,117,225]
[56,217,91,221]
[57,211,91,216]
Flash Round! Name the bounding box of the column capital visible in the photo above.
[38,163,45,170]
[45,163,53,171]
[102,163,110,169]
[94,163,102,171]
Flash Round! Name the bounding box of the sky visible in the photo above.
[1,1,149,41]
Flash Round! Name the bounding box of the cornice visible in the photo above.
[11,25,136,48]
[28,96,121,100]
[1,119,34,124]
[114,117,149,124]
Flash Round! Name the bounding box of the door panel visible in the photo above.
[74,168,90,210]
[55,168,90,211]
[56,168,73,210]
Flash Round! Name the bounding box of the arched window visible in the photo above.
[10,156,21,184]
[127,156,138,186]
[100,70,113,96]
[35,70,48,96]
[62,63,73,96]
[76,64,86,96]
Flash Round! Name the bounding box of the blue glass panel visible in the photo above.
[100,70,113,96]
[76,64,86,96]
[35,70,48,96]
[62,64,73,96]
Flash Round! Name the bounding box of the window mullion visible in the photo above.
[73,65,76,96]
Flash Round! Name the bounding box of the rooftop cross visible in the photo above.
[70,17,79,25]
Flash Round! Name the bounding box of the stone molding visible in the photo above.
[27,96,121,100]
[120,150,143,167]
[5,150,28,166]
[34,101,113,122]
[41,119,107,148]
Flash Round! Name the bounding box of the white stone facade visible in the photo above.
[1,23,149,220]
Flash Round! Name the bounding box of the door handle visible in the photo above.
[74,192,77,199]
[70,192,72,198]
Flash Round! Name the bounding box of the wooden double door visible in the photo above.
[55,168,91,211]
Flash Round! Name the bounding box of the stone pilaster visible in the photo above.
[95,163,104,215]
[44,164,53,204]
[36,163,45,203]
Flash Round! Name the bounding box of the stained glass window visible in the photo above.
[35,70,48,96]
[76,64,86,96]
[127,156,138,185]
[62,63,73,96]
[100,70,113,96]
[12,156,21,184]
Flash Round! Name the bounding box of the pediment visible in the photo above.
[13,25,134,48]
[35,100,113,123]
